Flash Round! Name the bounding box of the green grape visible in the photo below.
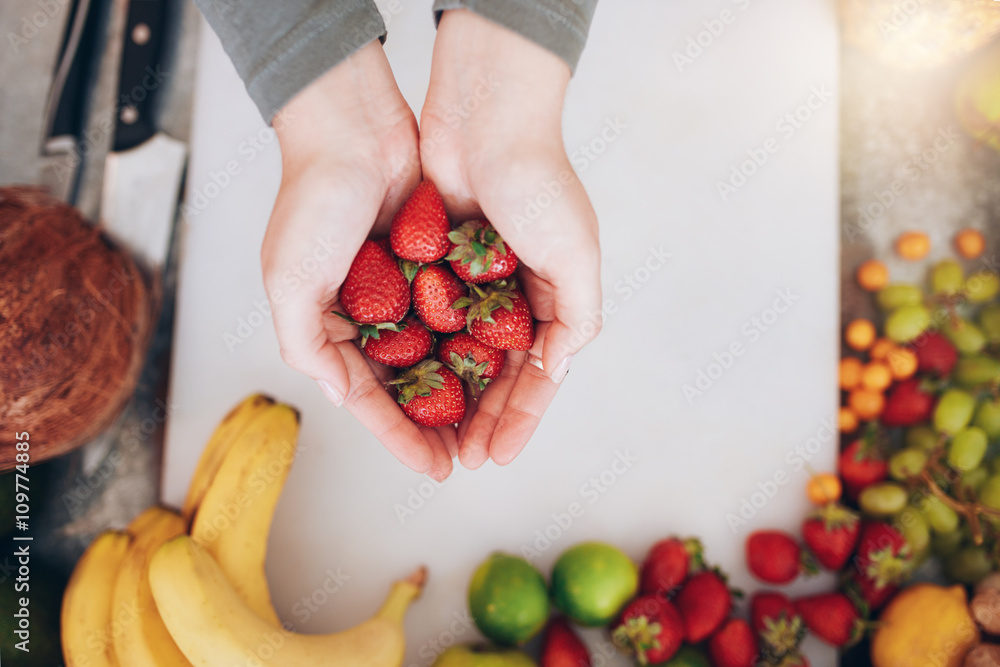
[980,304,1000,344]
[975,398,1000,439]
[965,271,1000,304]
[905,425,941,452]
[931,528,965,558]
[960,466,990,495]
[893,506,930,555]
[946,546,994,584]
[934,389,977,434]
[980,474,1000,511]
[859,481,908,517]
[953,356,1000,387]
[889,448,928,480]
[931,259,965,295]
[943,318,987,355]
[886,305,932,343]
[993,458,1000,475]
[919,494,961,534]
[876,284,924,311]
[947,426,989,471]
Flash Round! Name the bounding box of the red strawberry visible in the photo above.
[446,219,519,283]
[913,331,957,376]
[390,360,465,427]
[639,537,703,596]
[412,264,468,333]
[541,617,591,667]
[674,570,731,643]
[707,618,758,667]
[881,378,936,427]
[362,316,433,367]
[339,240,410,325]
[438,332,505,391]
[611,594,684,665]
[746,531,809,585]
[801,503,860,571]
[793,593,864,647]
[456,279,535,351]
[849,570,898,612]
[838,441,888,500]
[851,521,913,611]
[390,181,451,262]
[749,591,805,658]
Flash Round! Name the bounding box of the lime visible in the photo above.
[432,645,538,666]
[468,553,548,645]
[659,646,711,667]
[550,541,638,627]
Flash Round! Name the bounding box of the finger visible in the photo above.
[337,342,435,473]
[436,423,460,459]
[420,426,455,481]
[274,300,352,406]
[459,351,524,469]
[489,358,562,466]
[455,383,478,446]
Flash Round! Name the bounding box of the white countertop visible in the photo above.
[163,1,840,664]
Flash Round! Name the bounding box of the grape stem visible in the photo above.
[921,454,1000,546]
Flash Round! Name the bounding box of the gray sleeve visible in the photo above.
[193,0,387,122]
[431,0,598,73]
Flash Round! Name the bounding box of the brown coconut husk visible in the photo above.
[0,187,152,471]
[838,0,1000,69]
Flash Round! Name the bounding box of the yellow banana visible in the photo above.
[61,530,132,667]
[190,402,299,625]
[111,506,191,666]
[181,393,276,521]
[150,536,425,667]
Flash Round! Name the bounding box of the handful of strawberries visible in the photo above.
[336,181,536,427]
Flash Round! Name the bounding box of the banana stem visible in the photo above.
[377,567,427,623]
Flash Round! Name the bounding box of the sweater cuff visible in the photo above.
[246,0,386,123]
[432,0,596,74]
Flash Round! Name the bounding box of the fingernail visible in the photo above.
[317,380,345,407]
[527,355,545,371]
[550,355,574,384]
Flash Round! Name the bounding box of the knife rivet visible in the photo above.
[120,106,139,125]
[132,22,151,45]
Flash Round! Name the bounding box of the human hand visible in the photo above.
[261,41,456,480]
[420,10,603,469]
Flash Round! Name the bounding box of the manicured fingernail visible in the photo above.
[527,355,545,371]
[550,355,574,384]
[317,380,344,407]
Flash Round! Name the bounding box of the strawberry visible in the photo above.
[848,570,898,612]
[880,378,936,427]
[749,591,805,658]
[455,279,535,351]
[390,181,451,262]
[541,617,591,667]
[438,332,505,391]
[746,531,811,585]
[339,239,410,326]
[801,503,860,571]
[611,594,684,665]
[850,521,913,611]
[913,331,957,376]
[838,440,888,500]
[390,360,465,427]
[411,264,469,333]
[639,537,703,596]
[674,570,731,643]
[446,219,519,283]
[707,618,758,667]
[362,316,433,368]
[792,593,864,647]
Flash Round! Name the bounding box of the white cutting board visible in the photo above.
[164,1,840,664]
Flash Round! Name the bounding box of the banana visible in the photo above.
[61,530,132,667]
[181,393,276,521]
[190,402,299,625]
[150,535,425,667]
[111,507,191,666]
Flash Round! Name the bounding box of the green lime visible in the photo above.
[468,554,548,645]
[550,541,638,627]
[656,646,711,667]
[432,645,538,666]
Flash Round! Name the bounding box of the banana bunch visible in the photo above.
[61,394,426,667]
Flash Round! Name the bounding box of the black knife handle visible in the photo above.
[113,0,167,151]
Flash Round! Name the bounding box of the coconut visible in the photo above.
[0,187,152,471]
